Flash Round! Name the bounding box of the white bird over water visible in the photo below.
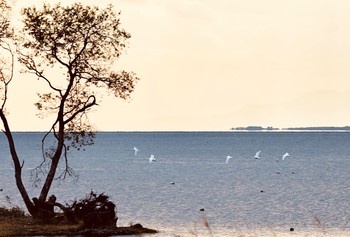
[225,155,232,164]
[149,155,156,163]
[133,147,139,156]
[254,151,261,159]
[282,152,290,160]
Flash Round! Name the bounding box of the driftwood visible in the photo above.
[16,192,158,236]
[31,192,118,229]
[32,195,58,219]
[65,191,118,228]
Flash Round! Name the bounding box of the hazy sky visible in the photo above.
[5,0,350,131]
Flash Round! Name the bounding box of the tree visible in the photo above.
[0,0,12,39]
[0,0,34,213]
[0,2,138,217]
[0,0,14,93]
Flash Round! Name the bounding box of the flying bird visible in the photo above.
[133,147,139,156]
[254,151,261,159]
[282,152,290,160]
[225,155,232,164]
[149,155,156,163]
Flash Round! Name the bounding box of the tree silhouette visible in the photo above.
[0,2,138,217]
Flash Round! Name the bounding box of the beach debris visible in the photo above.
[67,191,117,228]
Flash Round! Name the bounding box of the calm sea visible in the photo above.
[0,132,349,236]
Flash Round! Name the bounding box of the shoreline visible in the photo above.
[0,214,157,237]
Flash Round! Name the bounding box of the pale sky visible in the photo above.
[5,0,350,131]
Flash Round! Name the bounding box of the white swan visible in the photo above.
[225,155,232,164]
[133,147,139,156]
[282,152,290,160]
[149,155,156,163]
[254,151,261,159]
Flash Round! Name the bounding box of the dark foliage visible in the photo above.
[0,206,26,218]
[67,191,117,229]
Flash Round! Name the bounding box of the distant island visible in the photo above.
[231,126,350,131]
[232,126,278,131]
[284,126,350,131]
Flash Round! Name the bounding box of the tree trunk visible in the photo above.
[38,153,61,203]
[0,110,36,215]
[38,110,65,203]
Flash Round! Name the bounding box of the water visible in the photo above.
[0,132,350,236]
